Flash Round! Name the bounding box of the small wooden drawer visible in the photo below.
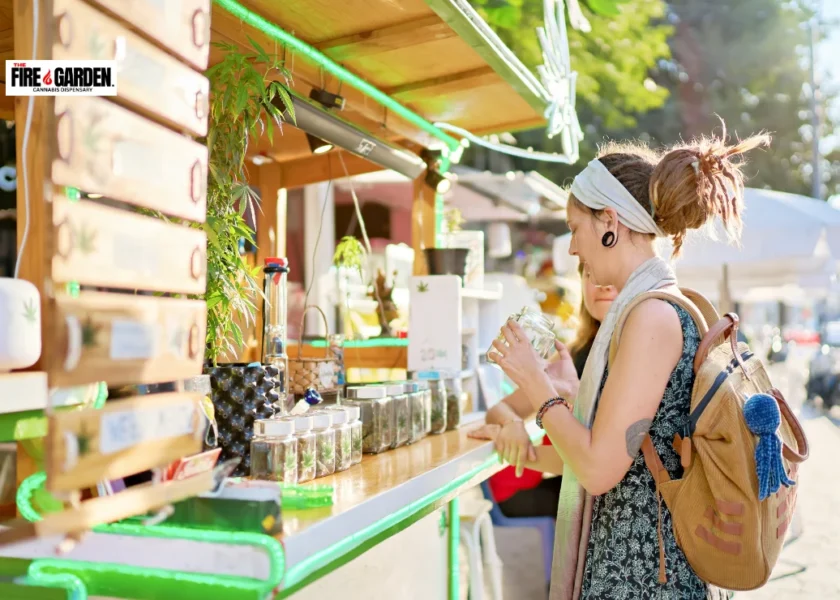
[52,96,207,222]
[53,0,209,136]
[86,0,211,71]
[51,196,207,294]
[47,292,207,388]
[46,392,205,492]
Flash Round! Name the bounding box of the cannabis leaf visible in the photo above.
[77,423,92,456]
[74,224,97,254]
[417,281,429,293]
[81,317,101,349]
[22,299,37,324]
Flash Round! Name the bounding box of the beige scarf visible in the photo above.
[550,159,675,599]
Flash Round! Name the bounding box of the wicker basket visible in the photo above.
[288,305,339,395]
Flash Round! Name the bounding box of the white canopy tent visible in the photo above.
[552,188,840,307]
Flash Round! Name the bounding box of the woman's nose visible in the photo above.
[568,239,577,256]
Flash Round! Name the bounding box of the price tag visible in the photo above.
[100,401,197,455]
[110,319,160,360]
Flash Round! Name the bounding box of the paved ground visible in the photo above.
[471,346,840,600]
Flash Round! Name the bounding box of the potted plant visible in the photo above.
[201,40,296,475]
[424,206,468,279]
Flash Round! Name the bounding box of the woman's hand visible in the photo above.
[496,420,537,477]
[489,320,546,389]
[467,423,501,441]
[546,340,580,400]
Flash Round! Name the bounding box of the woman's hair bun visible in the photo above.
[650,124,771,256]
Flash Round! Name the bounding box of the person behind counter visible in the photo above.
[468,264,616,518]
[489,132,766,599]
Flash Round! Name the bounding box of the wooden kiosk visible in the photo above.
[0,0,551,597]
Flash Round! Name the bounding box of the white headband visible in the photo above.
[570,159,665,237]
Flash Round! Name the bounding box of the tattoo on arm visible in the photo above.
[625,418,653,458]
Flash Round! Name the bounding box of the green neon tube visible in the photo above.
[213,0,461,153]
[448,497,460,600]
[25,565,88,600]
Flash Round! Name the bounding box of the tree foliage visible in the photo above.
[469,0,835,198]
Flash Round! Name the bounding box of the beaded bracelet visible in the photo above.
[536,396,571,429]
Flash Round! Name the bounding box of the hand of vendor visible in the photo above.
[467,423,501,441]
[497,420,537,477]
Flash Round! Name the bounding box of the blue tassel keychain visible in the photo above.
[743,393,795,501]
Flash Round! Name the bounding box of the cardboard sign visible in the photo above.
[86,0,211,70]
[52,96,208,222]
[51,196,207,294]
[47,291,206,387]
[52,0,209,136]
[46,392,205,491]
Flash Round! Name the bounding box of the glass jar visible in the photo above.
[387,383,410,448]
[487,307,556,365]
[345,385,393,454]
[293,415,316,483]
[418,381,432,435]
[347,405,363,465]
[444,377,462,431]
[405,382,425,444]
[310,411,336,478]
[429,379,447,434]
[250,418,297,483]
[330,407,353,472]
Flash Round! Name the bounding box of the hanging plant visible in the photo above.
[442,206,464,235]
[202,39,295,364]
[333,236,366,275]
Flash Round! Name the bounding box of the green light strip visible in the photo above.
[213,0,461,153]
[281,438,529,590]
[25,565,88,600]
[448,497,460,600]
[306,338,408,348]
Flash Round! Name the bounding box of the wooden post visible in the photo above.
[412,173,436,275]
[13,0,54,498]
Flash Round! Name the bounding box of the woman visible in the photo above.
[469,265,616,519]
[489,132,767,599]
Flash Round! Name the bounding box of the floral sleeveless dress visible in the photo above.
[580,303,730,600]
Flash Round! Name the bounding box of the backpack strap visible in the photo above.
[607,287,710,369]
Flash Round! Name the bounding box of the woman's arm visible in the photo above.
[522,445,564,475]
[485,388,535,425]
[498,299,683,496]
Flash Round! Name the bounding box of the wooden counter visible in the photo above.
[0,415,539,599]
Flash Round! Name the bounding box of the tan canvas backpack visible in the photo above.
[608,286,810,591]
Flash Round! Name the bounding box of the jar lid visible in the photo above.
[293,415,313,432]
[310,411,332,430]
[330,408,349,425]
[346,385,387,399]
[257,418,294,437]
[385,384,406,396]
[346,405,360,421]
[403,381,420,393]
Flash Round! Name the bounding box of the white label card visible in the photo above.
[110,319,159,360]
[99,402,197,455]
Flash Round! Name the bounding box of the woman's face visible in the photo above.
[567,199,616,286]
[582,267,617,322]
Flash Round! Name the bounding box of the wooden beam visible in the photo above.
[0,82,13,120]
[313,15,454,61]
[277,150,383,189]
[412,174,436,275]
[386,67,496,102]
[210,7,438,150]
[290,343,406,370]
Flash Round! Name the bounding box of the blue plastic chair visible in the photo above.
[480,479,555,586]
